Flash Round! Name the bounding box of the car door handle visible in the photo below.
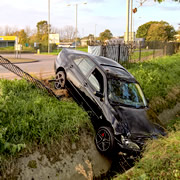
[84,82,88,87]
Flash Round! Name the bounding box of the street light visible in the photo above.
[67,2,87,49]
[48,0,50,54]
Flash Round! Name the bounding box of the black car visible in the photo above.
[54,48,165,155]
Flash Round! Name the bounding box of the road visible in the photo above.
[0,54,56,79]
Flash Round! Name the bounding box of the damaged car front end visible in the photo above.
[54,49,166,155]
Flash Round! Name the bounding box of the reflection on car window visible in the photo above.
[89,74,100,91]
[74,58,83,65]
[74,57,95,76]
[108,78,147,108]
[88,69,104,93]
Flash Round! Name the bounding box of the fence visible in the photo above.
[88,44,129,64]
[129,41,180,62]
[0,55,58,99]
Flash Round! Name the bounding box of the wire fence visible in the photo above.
[0,55,58,99]
[100,41,180,64]
[129,41,180,63]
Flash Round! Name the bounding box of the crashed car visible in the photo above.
[54,48,166,155]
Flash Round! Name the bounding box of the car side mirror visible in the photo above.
[94,91,104,99]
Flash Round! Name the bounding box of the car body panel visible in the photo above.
[55,48,166,153]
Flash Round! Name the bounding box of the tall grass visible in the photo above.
[127,53,180,113]
[0,79,91,155]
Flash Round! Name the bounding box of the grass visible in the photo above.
[114,127,180,180]
[40,47,88,55]
[130,50,153,60]
[0,46,36,53]
[0,79,91,156]
[114,53,180,180]
[127,52,180,114]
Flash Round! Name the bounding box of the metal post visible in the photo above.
[130,0,133,42]
[75,4,78,50]
[95,24,97,42]
[126,0,130,44]
[48,0,50,54]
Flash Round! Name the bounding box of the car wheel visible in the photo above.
[54,71,66,89]
[95,126,115,154]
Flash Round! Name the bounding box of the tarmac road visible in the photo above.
[0,54,56,79]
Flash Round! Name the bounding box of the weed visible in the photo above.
[75,159,93,180]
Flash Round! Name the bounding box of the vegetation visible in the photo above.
[130,50,153,60]
[128,52,180,113]
[115,126,180,180]
[114,52,180,180]
[136,21,176,41]
[99,29,113,42]
[0,79,91,156]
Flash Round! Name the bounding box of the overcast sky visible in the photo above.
[0,0,179,37]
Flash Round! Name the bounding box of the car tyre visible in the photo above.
[54,71,66,89]
[95,126,115,154]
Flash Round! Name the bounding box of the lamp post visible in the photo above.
[67,2,87,49]
[48,0,50,54]
[126,0,130,44]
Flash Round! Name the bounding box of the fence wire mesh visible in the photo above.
[0,55,58,99]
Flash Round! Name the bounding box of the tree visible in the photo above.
[99,29,113,42]
[18,29,28,45]
[136,21,176,41]
[36,20,48,43]
[136,21,159,39]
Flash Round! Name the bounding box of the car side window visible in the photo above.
[74,57,95,76]
[88,69,104,93]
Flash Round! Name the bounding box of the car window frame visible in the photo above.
[73,55,96,77]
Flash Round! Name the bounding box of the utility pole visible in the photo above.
[126,0,130,44]
[48,0,50,54]
[130,0,133,42]
[95,24,97,41]
[75,4,78,50]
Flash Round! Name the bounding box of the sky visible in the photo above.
[0,0,179,37]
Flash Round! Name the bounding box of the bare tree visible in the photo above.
[4,25,19,35]
[63,25,76,41]
[0,27,4,35]
[25,26,34,37]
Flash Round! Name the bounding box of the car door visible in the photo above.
[83,67,106,120]
[66,54,96,103]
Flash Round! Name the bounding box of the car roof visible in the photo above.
[62,48,135,80]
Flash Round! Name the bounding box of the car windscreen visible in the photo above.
[108,78,147,108]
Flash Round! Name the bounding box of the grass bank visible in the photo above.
[127,52,180,114]
[0,79,91,156]
[114,53,180,180]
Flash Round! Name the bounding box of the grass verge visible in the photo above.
[127,52,180,114]
[114,53,180,180]
[114,113,180,180]
[0,79,92,156]
[4,57,37,63]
